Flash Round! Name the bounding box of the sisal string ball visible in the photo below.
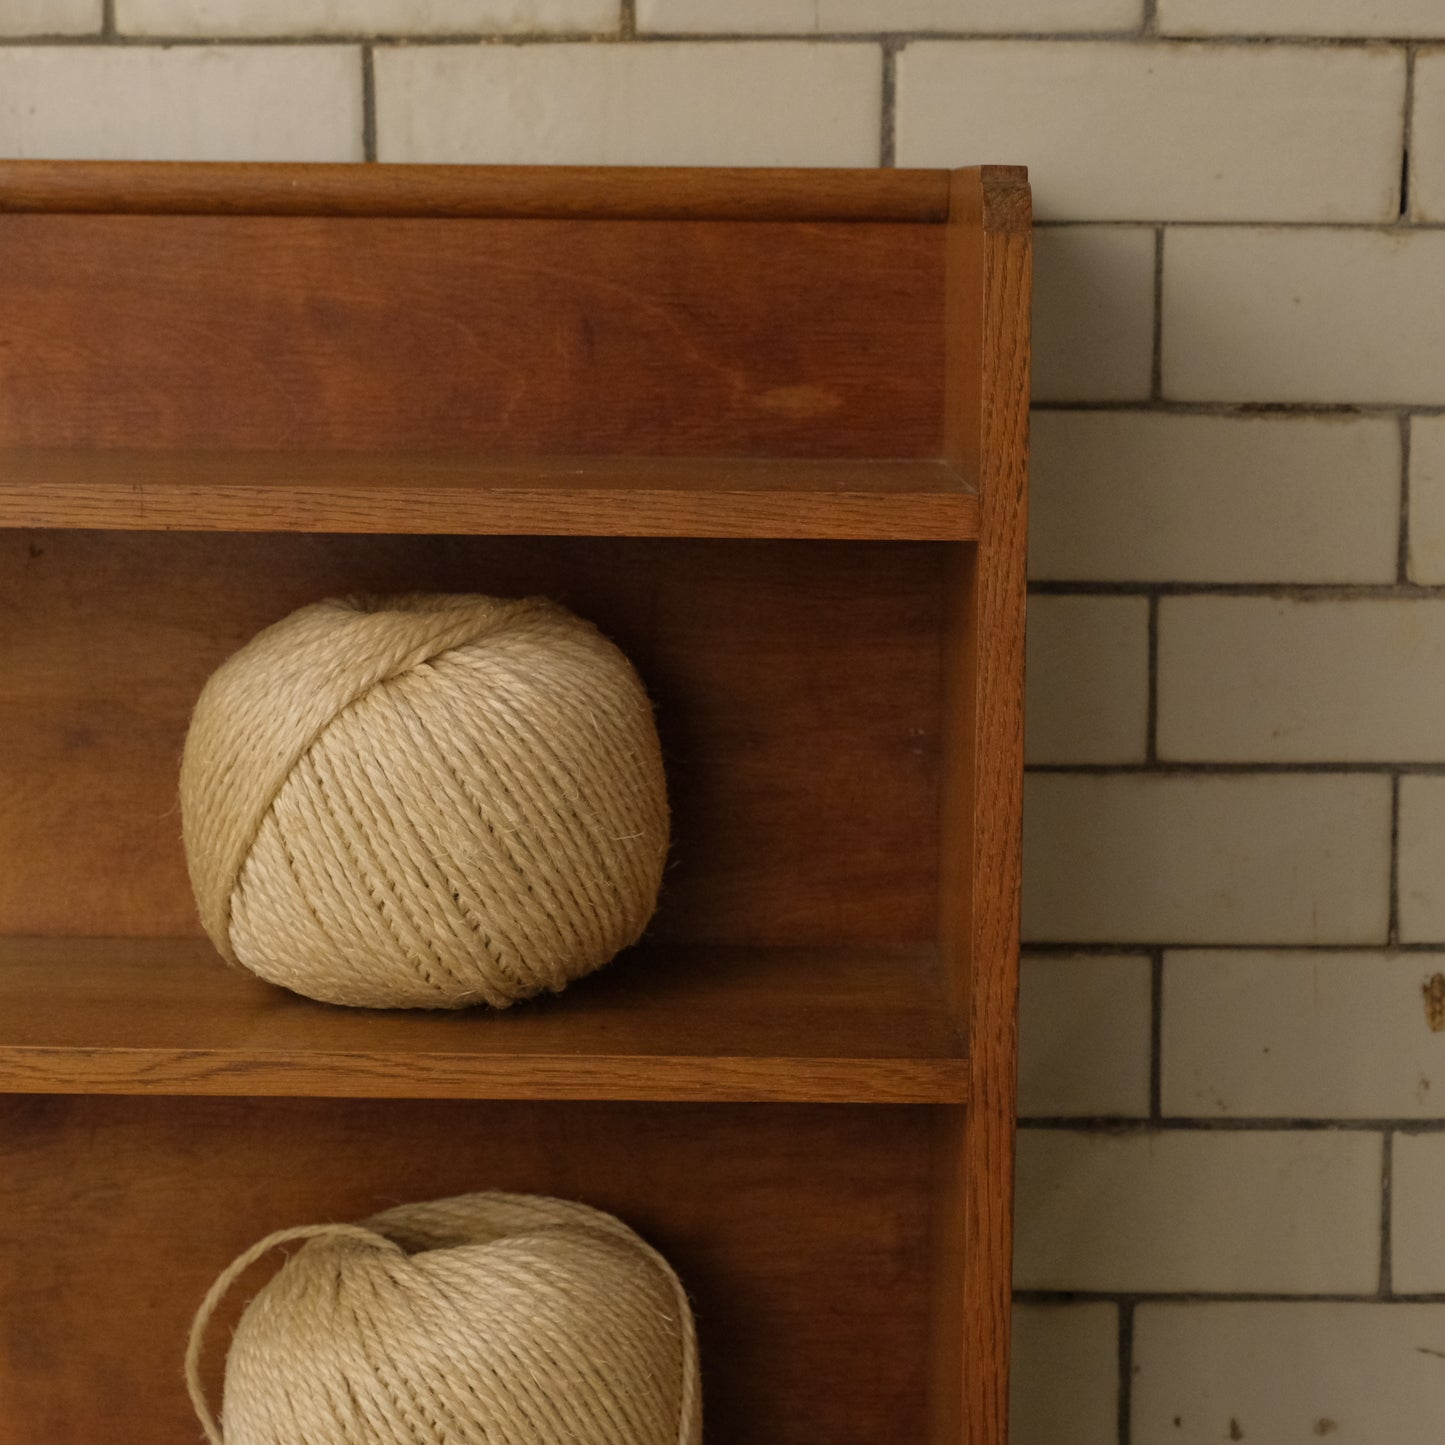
[185,1191,702,1445]
[180,593,668,1009]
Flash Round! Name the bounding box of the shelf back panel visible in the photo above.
[0,529,948,948]
[0,214,944,458]
[0,1094,939,1445]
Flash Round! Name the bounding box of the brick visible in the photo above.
[0,46,361,161]
[1162,950,1445,1118]
[1019,954,1152,1118]
[1025,595,1148,765]
[1032,227,1154,403]
[638,0,1141,33]
[1022,773,1390,945]
[896,41,1403,222]
[0,0,99,34]
[1392,1133,1445,1292]
[1163,228,1445,405]
[374,42,880,166]
[1161,0,1445,36]
[1134,1304,1445,1445]
[1397,777,1445,943]
[1159,598,1445,763]
[119,0,618,34]
[1030,412,1399,585]
[1011,1304,1119,1445]
[1015,1129,1381,1292]
[1414,51,1445,228]
[1409,417,1445,582]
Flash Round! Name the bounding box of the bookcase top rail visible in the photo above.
[0,160,1021,223]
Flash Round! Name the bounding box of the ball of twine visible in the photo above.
[180,593,669,1009]
[186,1191,702,1445]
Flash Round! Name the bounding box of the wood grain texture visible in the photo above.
[934,170,1032,1445]
[0,938,966,1103]
[0,451,977,539]
[0,531,943,948]
[0,1095,938,1445]
[0,160,1031,1445]
[0,159,953,221]
[0,214,943,458]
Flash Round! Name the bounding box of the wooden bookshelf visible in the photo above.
[0,160,1030,1445]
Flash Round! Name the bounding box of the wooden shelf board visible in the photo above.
[0,937,968,1104]
[0,450,977,539]
[0,159,969,221]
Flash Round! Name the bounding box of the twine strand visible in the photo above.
[185,1223,396,1445]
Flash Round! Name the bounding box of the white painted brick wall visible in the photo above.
[638,0,1143,34]
[1391,1133,1445,1291]
[1032,227,1155,401]
[896,41,1404,221]
[118,0,621,35]
[1019,954,1153,1117]
[1163,951,1445,1118]
[1398,777,1445,942]
[1011,1304,1120,1445]
[1133,1304,1445,1445]
[1158,598,1445,763]
[0,45,363,160]
[1163,228,1445,404]
[1030,413,1400,584]
[1015,1129,1382,1292]
[374,42,882,165]
[1412,50,1445,224]
[1026,596,1148,764]
[1160,0,1445,38]
[0,15,1439,1443]
[0,0,100,34]
[1408,416,1445,582]
[1023,774,1391,945]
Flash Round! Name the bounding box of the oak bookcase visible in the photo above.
[0,160,1030,1445]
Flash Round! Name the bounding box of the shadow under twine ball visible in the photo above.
[185,1191,702,1445]
[180,593,669,1009]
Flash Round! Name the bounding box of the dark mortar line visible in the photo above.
[1399,413,1415,583]
[1023,944,1160,957]
[1117,1300,1136,1445]
[620,0,637,41]
[0,28,1415,47]
[1015,1287,1445,1304]
[879,38,901,169]
[101,0,115,41]
[1389,774,1403,947]
[1144,595,1160,763]
[1026,760,1445,775]
[360,44,377,163]
[1030,400,1445,415]
[1149,948,1164,1122]
[1034,398,1439,410]
[1380,1128,1396,1297]
[1150,226,1165,399]
[1033,217,1443,229]
[1018,1116,1445,1131]
[0,29,624,47]
[1402,43,1417,221]
[1023,940,1445,956]
[1028,580,1445,599]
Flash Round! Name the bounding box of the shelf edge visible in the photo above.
[0,1048,970,1105]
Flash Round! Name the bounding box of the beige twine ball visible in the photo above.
[185,1191,702,1445]
[180,593,668,1009]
